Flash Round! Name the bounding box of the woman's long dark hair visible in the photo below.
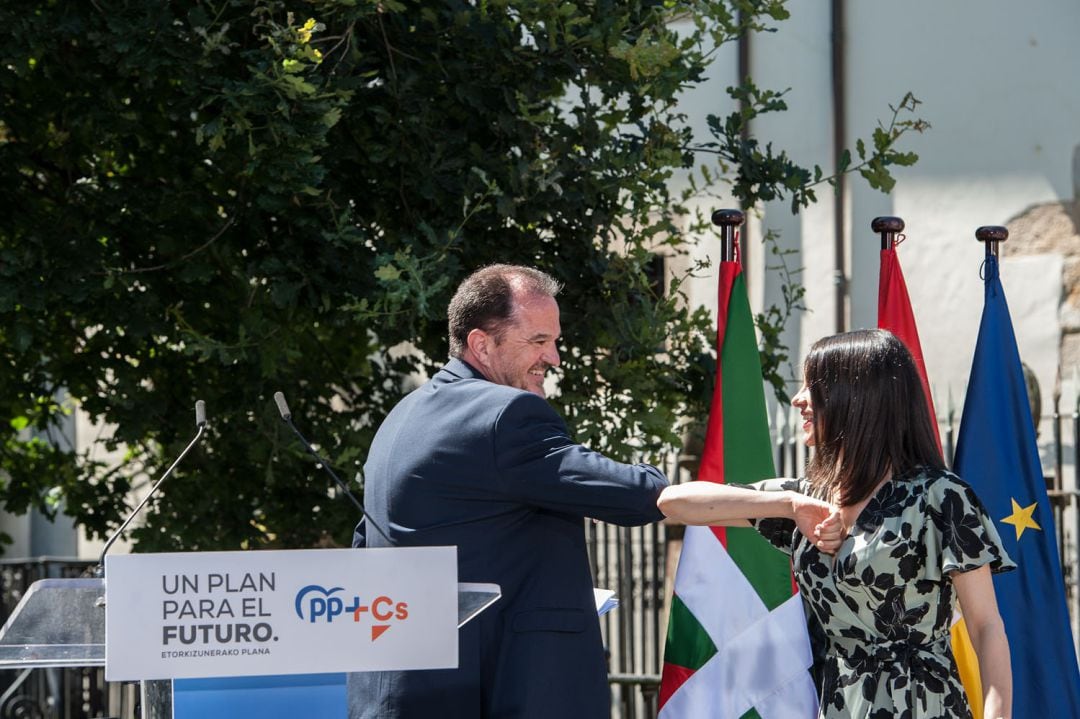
[804,328,944,506]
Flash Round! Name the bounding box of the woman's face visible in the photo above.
[792,382,815,447]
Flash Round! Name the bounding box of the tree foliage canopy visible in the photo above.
[0,0,922,552]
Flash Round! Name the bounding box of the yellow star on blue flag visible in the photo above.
[1001,498,1040,540]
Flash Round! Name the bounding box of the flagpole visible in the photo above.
[871,215,904,250]
[711,208,744,263]
[975,224,1008,257]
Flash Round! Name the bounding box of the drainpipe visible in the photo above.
[831,0,848,332]
[737,12,752,282]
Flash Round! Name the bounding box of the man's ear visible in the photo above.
[465,328,489,362]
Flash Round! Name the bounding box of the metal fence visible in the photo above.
[590,518,670,718]
[1031,406,1080,646]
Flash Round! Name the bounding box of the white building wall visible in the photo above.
[676,0,1080,419]
[846,0,1079,415]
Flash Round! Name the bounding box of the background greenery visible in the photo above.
[0,0,922,552]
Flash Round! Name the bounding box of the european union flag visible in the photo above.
[954,249,1080,715]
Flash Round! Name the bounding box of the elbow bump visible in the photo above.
[656,495,671,516]
[656,493,678,518]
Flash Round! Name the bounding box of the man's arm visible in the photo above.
[492,393,667,526]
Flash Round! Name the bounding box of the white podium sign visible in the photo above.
[105,547,457,681]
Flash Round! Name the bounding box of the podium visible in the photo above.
[0,549,499,718]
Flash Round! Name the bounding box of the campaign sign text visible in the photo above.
[105,547,457,681]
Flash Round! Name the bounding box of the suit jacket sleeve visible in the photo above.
[492,392,667,526]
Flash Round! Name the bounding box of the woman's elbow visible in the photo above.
[657,485,695,522]
[656,487,679,518]
[968,613,1008,648]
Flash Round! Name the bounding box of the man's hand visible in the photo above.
[790,494,845,554]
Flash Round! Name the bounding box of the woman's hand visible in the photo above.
[790,494,845,554]
[814,510,845,554]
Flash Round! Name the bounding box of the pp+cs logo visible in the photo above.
[294,585,408,641]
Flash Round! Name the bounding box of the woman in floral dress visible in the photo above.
[658,329,1014,719]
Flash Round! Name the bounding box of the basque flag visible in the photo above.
[658,243,817,718]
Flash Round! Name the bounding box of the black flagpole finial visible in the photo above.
[711,209,744,263]
[871,216,905,250]
[975,225,1008,258]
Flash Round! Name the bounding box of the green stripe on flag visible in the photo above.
[721,271,795,611]
[662,594,717,671]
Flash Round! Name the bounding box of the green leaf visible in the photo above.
[375,264,402,282]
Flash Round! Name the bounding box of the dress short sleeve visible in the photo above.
[926,473,1016,576]
[747,478,806,555]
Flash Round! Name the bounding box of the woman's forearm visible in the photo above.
[656,481,793,526]
[953,565,1012,719]
[968,617,1012,719]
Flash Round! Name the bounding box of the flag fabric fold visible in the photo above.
[876,243,981,714]
[954,251,1080,716]
[659,259,817,719]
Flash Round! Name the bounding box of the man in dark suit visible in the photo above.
[349,264,668,718]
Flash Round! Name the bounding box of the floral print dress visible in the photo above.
[753,467,1015,719]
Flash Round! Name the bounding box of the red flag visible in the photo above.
[877,246,940,452]
[877,242,983,715]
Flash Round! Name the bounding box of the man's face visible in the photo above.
[484,292,561,397]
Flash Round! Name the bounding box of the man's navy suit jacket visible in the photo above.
[348,358,667,718]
